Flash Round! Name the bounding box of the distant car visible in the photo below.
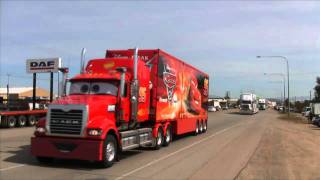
[278,106,284,112]
[208,106,216,112]
[222,106,229,110]
[215,106,221,111]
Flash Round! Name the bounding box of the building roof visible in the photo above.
[0,87,50,96]
[0,87,35,94]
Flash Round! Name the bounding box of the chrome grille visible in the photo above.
[47,105,87,136]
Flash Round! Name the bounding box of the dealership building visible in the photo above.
[0,87,50,100]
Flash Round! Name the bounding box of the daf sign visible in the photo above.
[26,58,61,73]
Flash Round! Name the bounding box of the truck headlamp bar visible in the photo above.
[87,129,103,136]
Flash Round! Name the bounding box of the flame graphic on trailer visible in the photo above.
[163,64,176,103]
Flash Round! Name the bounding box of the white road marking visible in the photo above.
[0,164,25,171]
[115,121,249,180]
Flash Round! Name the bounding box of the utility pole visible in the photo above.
[310,90,312,101]
[6,74,10,104]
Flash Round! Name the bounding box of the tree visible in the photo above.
[314,77,320,102]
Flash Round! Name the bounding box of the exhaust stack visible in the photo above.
[133,48,138,80]
[80,48,86,74]
[130,47,139,129]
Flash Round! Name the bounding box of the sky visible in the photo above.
[1,1,320,99]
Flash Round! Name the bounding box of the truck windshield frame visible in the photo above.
[69,80,119,96]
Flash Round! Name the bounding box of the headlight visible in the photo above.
[36,127,46,133]
[87,129,102,136]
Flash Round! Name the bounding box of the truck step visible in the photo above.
[120,128,153,151]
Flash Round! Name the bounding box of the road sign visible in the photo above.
[26,58,61,73]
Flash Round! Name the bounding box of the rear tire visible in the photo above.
[163,125,172,147]
[199,121,203,133]
[99,135,117,168]
[17,115,27,127]
[203,120,207,133]
[154,127,164,150]
[7,116,16,128]
[194,121,199,136]
[27,115,37,126]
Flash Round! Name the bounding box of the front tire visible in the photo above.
[99,135,117,168]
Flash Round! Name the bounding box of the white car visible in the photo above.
[208,106,217,112]
[302,107,311,117]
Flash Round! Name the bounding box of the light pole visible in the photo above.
[264,73,286,108]
[257,55,290,117]
[6,74,10,104]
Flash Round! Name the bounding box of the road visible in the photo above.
[0,110,275,180]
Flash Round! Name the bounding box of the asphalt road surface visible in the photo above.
[0,109,274,180]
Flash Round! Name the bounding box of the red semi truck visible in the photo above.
[31,48,209,167]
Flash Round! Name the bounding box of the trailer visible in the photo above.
[0,109,47,128]
[0,99,47,128]
[31,48,209,167]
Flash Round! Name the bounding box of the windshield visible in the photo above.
[69,80,119,96]
[241,100,251,104]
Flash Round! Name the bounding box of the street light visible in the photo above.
[264,73,286,108]
[257,55,290,116]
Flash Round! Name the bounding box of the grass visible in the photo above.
[277,112,309,124]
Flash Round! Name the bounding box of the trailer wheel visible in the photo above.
[1,116,7,127]
[36,156,54,164]
[154,127,164,150]
[203,120,207,133]
[99,135,117,168]
[17,116,27,127]
[163,125,172,147]
[7,116,16,128]
[194,121,199,136]
[199,121,203,133]
[27,115,37,126]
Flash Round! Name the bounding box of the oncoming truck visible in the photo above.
[258,98,267,110]
[31,48,209,167]
[239,93,258,114]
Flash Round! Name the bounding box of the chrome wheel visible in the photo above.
[157,130,163,146]
[106,142,115,162]
[199,121,203,133]
[163,126,172,147]
[165,129,170,143]
[194,121,199,135]
[203,121,207,132]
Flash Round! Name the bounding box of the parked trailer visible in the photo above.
[0,110,47,128]
[31,48,209,167]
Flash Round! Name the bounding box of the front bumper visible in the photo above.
[31,136,104,161]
